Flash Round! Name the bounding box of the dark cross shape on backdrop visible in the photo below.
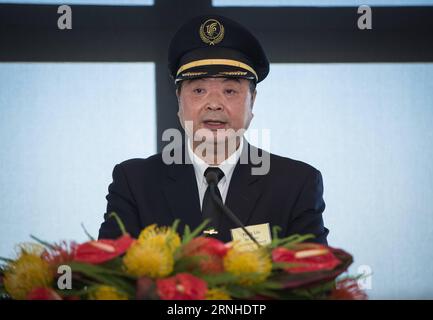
[1,0,432,151]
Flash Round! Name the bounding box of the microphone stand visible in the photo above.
[208,182,261,249]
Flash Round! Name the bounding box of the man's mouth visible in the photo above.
[202,120,227,130]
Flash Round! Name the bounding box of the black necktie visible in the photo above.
[202,167,225,230]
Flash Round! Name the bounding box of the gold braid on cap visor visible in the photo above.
[176,59,258,81]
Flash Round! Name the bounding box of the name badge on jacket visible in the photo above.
[230,223,272,251]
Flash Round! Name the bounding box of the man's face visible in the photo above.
[176,77,256,147]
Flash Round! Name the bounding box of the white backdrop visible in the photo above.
[1,62,432,299]
[0,62,156,257]
[248,63,433,299]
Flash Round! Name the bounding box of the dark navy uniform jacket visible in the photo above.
[98,142,329,244]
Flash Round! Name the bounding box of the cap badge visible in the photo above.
[199,19,224,46]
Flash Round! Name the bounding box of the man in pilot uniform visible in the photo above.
[98,15,329,245]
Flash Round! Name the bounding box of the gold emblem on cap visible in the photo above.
[199,19,224,45]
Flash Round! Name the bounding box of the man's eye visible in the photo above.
[193,88,204,94]
[225,89,237,95]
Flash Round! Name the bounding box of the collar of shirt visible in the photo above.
[186,138,244,190]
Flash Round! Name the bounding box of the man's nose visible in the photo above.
[206,102,223,111]
[205,91,224,110]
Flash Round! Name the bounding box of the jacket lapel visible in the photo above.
[162,147,203,231]
[224,142,265,228]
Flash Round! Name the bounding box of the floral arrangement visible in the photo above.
[0,213,367,300]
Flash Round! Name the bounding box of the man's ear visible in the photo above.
[175,88,181,119]
[177,102,182,119]
[244,90,256,129]
[177,106,185,131]
[251,89,257,109]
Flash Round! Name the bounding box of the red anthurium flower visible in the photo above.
[182,237,229,274]
[272,244,341,274]
[156,273,207,300]
[27,288,62,300]
[74,234,135,264]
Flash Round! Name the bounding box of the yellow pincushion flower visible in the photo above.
[122,240,174,278]
[223,246,272,285]
[205,288,232,300]
[89,285,128,300]
[3,245,54,300]
[138,224,181,253]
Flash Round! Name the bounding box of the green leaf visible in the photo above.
[171,219,180,234]
[182,225,191,244]
[280,235,316,248]
[181,220,210,245]
[252,288,280,299]
[276,289,313,300]
[189,220,211,239]
[282,234,315,247]
[272,225,282,240]
[81,223,95,241]
[0,256,13,263]
[100,258,128,273]
[107,212,127,236]
[272,262,305,270]
[30,235,56,250]
[269,233,316,249]
[200,273,239,287]
[67,262,136,297]
[225,284,255,299]
[68,261,135,279]
[250,280,285,290]
[173,255,202,273]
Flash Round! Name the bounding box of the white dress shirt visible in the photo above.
[187,138,244,211]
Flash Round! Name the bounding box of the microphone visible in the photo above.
[205,170,261,248]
